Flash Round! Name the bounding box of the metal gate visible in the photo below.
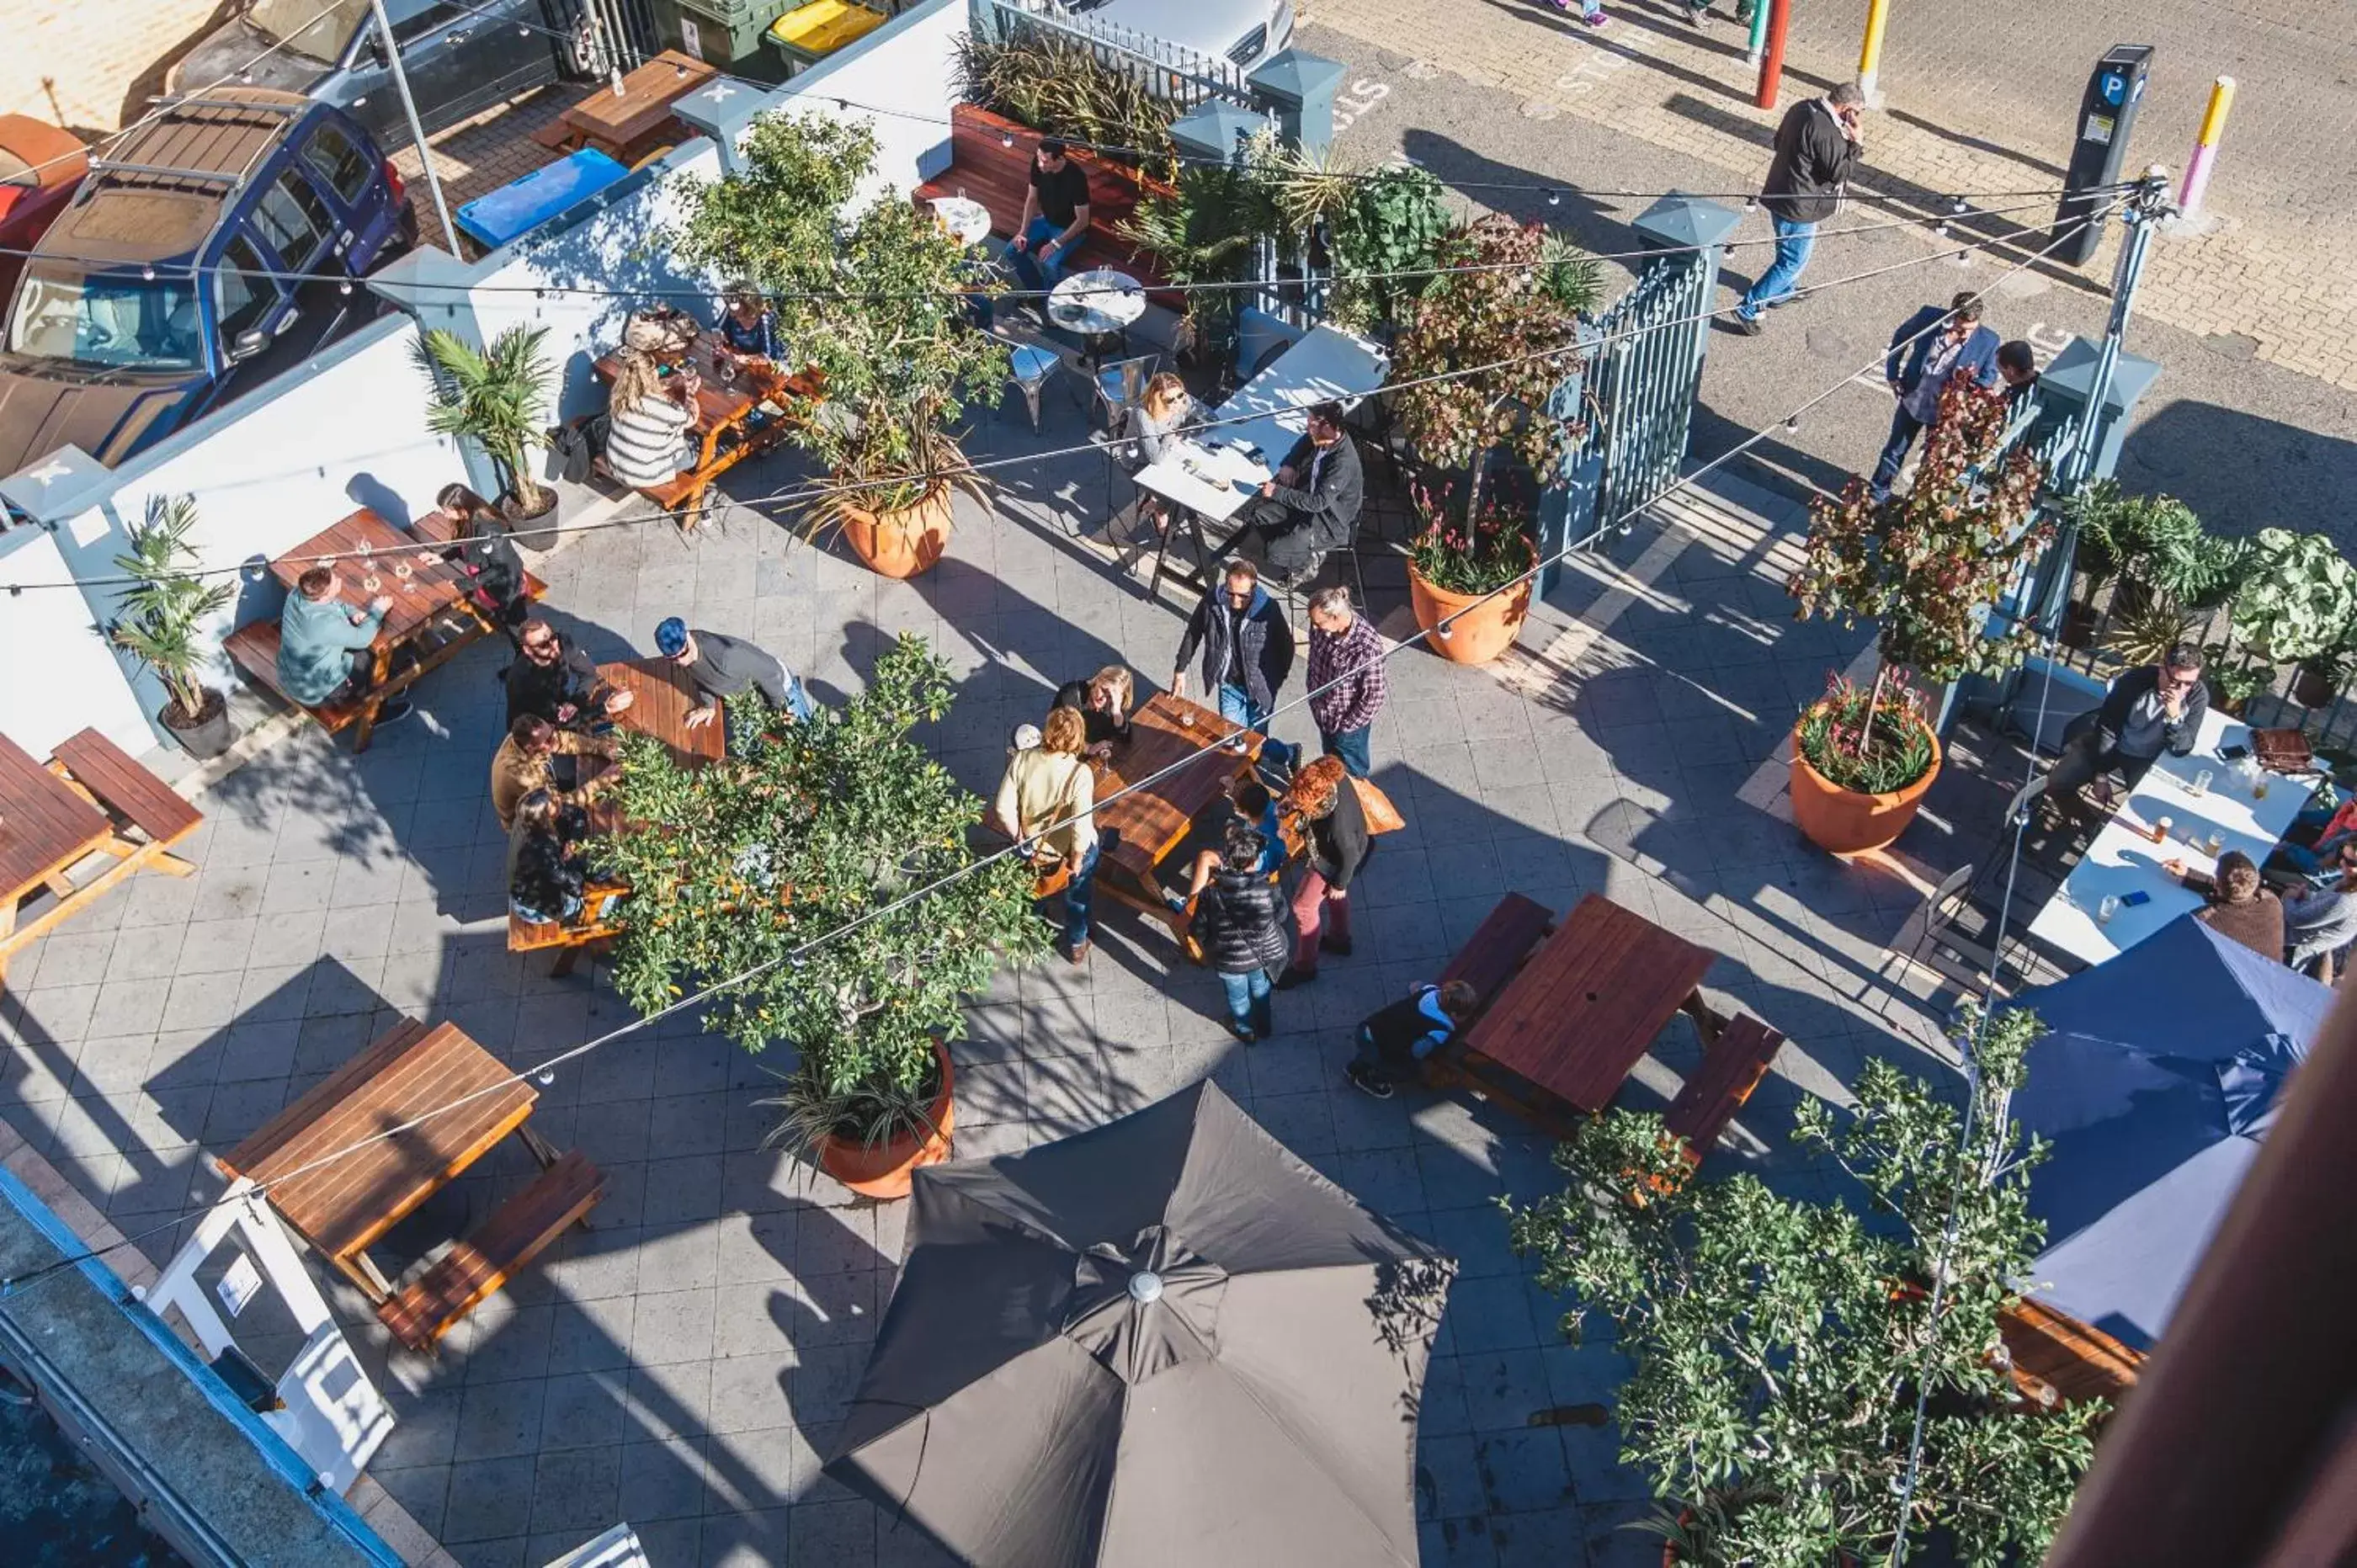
[1567,246,1715,533]
[579,0,658,73]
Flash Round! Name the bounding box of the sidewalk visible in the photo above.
[0,1,222,135]
[1301,0,2357,391]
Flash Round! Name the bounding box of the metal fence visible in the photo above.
[1564,247,1716,529]
[975,0,1256,113]
[579,0,657,72]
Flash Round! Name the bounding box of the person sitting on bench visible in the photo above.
[1346,979,1478,1099]
[492,714,620,834]
[507,619,632,731]
[508,789,601,926]
[655,619,815,736]
[604,348,699,491]
[1242,401,1364,587]
[437,483,532,645]
[1006,138,1091,296]
[1051,664,1135,752]
[277,566,412,726]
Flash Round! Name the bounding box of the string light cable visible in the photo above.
[1,196,2109,595]
[0,195,2119,1300]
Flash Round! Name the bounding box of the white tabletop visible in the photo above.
[1132,439,1271,524]
[2027,710,2318,966]
[928,195,992,248]
[1208,324,1391,468]
[1048,269,1147,336]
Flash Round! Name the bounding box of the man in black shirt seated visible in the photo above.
[1007,138,1092,295]
[506,618,634,730]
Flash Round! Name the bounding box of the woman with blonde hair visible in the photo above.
[604,347,699,490]
[1051,663,1135,749]
[1111,373,1192,551]
[990,704,1104,965]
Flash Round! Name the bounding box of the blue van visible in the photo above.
[0,89,414,481]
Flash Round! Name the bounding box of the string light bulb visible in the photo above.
[1783,414,1801,433]
[1002,130,1015,148]
[141,264,156,280]
[338,279,352,295]
[1546,189,1561,207]
[1434,620,1454,640]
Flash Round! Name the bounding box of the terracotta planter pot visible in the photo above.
[1408,561,1532,666]
[1789,710,1944,857]
[814,1040,956,1201]
[840,482,953,578]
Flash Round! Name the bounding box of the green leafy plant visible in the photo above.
[1324,162,1453,332]
[108,494,235,726]
[671,112,1008,527]
[1788,376,2049,790]
[602,635,1049,1152]
[1796,670,1937,795]
[1390,214,1589,478]
[2100,592,2198,672]
[1405,469,1536,595]
[1536,230,1604,315]
[952,29,1176,176]
[2230,527,2357,665]
[413,324,556,514]
[2200,642,2265,712]
[1120,162,1270,368]
[1507,1002,2100,1567]
[2062,481,2243,611]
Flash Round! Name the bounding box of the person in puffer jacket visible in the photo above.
[1189,821,1292,1042]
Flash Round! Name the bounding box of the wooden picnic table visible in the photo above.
[598,656,724,768]
[220,1017,602,1353]
[541,49,715,164]
[591,332,822,532]
[0,727,202,986]
[1455,893,1721,1132]
[1090,691,1260,938]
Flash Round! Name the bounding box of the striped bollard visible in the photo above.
[2177,76,2237,221]
[1856,0,1891,107]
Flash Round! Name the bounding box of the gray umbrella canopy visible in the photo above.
[825,1081,1455,1567]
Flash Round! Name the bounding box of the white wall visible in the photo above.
[0,527,154,757]
[769,0,962,203]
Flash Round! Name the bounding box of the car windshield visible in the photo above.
[243,0,369,62]
[5,265,204,370]
[0,150,30,186]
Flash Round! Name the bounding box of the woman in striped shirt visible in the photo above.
[604,348,697,490]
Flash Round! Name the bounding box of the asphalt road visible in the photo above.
[1308,23,2357,545]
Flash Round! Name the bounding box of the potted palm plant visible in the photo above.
[671,111,1008,577]
[108,495,237,759]
[600,635,1047,1199]
[1785,376,2046,855]
[414,323,559,521]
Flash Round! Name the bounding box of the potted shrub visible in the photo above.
[107,495,237,760]
[1785,377,2047,855]
[601,635,1047,1199]
[1120,159,1270,373]
[1507,1002,2102,1567]
[2200,641,2265,716]
[415,324,559,520]
[1405,468,1537,664]
[673,112,1009,577]
[2229,528,2357,708]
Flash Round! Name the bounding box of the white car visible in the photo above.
[1046,0,1296,73]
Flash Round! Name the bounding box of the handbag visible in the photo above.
[1351,774,1407,836]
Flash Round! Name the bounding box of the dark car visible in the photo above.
[0,116,90,304]
[167,0,601,148]
[0,89,413,481]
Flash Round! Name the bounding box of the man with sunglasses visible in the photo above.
[2050,642,2209,806]
[505,618,634,731]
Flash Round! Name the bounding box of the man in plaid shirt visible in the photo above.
[1304,587,1387,778]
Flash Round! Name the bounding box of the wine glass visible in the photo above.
[2096,894,2120,926]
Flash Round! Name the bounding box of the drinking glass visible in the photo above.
[2204,828,2225,855]
[2190,768,2213,797]
[2253,772,2271,800]
[2097,895,2120,926]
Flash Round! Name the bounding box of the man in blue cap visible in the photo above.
[656,618,814,736]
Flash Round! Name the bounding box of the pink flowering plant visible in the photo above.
[1796,671,1938,795]
[1407,470,1537,596]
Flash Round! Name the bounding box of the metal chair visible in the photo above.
[997,337,1064,433]
[1088,353,1158,432]
[1897,862,2003,993]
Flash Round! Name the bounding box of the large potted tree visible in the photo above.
[108,495,237,760]
[1507,1002,2101,1566]
[416,323,559,521]
[1785,376,2047,855]
[600,634,1048,1199]
[671,111,1008,577]
[1403,467,1537,664]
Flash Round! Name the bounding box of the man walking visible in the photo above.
[1006,139,1093,297]
[1304,587,1386,779]
[1682,0,1753,24]
[1870,291,2001,501]
[655,618,815,733]
[1734,82,1866,335]
[1241,402,1364,587]
[1173,560,1295,768]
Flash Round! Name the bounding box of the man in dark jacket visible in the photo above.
[2051,643,2210,805]
[506,619,632,731]
[1735,82,1865,333]
[1173,559,1296,765]
[656,618,813,735]
[1870,291,2003,500]
[1241,402,1365,585]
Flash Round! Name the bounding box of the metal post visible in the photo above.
[2177,76,2237,221]
[1754,0,1792,110]
[368,0,455,249]
[2059,167,2170,495]
[1856,0,1891,107]
[1745,0,1770,65]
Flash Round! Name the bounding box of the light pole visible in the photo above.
[367,0,455,248]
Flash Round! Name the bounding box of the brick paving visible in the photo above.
[0,0,220,134]
[1301,0,2357,391]
[388,89,575,257]
[0,376,2001,1565]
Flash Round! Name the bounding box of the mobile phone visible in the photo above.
[2119,890,2152,908]
[2219,743,2250,761]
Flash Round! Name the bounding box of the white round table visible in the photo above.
[1047,268,1147,338]
[928,195,992,249]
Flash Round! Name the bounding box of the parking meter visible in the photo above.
[2052,45,2154,264]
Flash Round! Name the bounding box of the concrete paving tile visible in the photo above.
[441,1453,536,1544]
[529,1443,622,1535]
[538,1372,632,1451]
[632,1284,721,1366]
[454,1377,548,1463]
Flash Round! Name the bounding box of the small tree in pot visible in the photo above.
[1785,375,2048,854]
[671,111,1008,577]
[601,634,1048,1198]
[415,324,559,519]
[108,495,237,759]
[1507,1003,2100,1567]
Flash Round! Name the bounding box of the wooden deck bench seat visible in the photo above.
[49,728,201,848]
[914,104,1178,306]
[1420,892,1556,1092]
[377,1150,604,1352]
[223,619,372,734]
[508,882,628,977]
[1661,1012,1785,1167]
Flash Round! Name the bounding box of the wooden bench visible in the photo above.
[1661,1013,1785,1168]
[222,596,515,751]
[49,728,202,852]
[1420,893,1556,1096]
[1998,1297,2142,1410]
[508,881,629,978]
[914,103,1178,304]
[376,1149,604,1353]
[224,619,371,734]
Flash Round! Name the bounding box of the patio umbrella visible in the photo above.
[824,1081,1454,1567]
